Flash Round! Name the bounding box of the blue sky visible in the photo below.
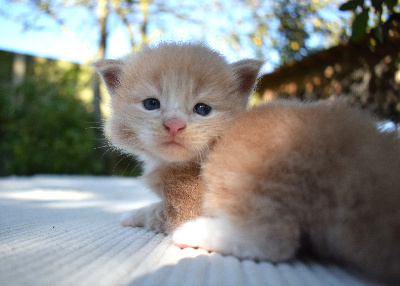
[0,17,95,63]
[0,1,125,63]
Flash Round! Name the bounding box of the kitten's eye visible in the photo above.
[194,103,212,116]
[143,98,160,110]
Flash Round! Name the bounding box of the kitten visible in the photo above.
[94,42,400,284]
[173,100,400,284]
[93,42,263,233]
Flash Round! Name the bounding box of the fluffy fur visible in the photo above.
[94,42,400,284]
[93,42,263,232]
[173,100,400,284]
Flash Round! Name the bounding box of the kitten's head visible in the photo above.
[93,42,263,165]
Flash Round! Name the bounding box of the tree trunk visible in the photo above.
[92,0,109,125]
[92,0,112,173]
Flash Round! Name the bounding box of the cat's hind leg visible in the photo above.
[172,209,301,262]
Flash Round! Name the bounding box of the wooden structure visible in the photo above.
[256,19,400,122]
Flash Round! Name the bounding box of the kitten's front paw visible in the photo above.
[120,202,166,233]
[120,210,141,227]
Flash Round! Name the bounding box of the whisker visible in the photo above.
[113,155,127,173]
[92,137,108,141]
[129,161,142,176]
[94,144,112,150]
[121,156,135,176]
[101,148,111,159]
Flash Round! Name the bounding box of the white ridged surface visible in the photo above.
[0,175,384,286]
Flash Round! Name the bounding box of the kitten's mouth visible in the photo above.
[163,141,184,148]
[161,137,185,148]
[157,136,198,162]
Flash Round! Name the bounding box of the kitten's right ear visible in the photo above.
[92,59,123,93]
[231,59,264,95]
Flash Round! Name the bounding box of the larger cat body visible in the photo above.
[173,100,400,284]
[93,42,263,232]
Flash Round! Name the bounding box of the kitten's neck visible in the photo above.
[141,155,202,199]
[140,153,202,175]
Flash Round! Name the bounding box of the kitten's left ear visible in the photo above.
[92,59,123,94]
[231,59,264,95]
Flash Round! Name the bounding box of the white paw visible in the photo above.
[174,214,299,262]
[172,219,210,249]
[172,215,273,261]
[120,209,142,227]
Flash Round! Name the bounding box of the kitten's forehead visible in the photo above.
[124,43,233,85]
[119,43,236,101]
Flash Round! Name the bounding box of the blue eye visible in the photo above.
[194,103,212,116]
[143,98,160,110]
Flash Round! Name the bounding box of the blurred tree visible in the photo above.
[218,0,350,65]
[3,1,353,68]
[0,67,106,175]
[2,0,204,121]
[339,0,399,45]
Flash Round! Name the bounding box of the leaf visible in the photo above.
[371,0,384,10]
[384,0,398,11]
[351,9,370,42]
[371,0,384,11]
[339,0,364,11]
[374,25,384,44]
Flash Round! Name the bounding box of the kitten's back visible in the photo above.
[202,100,400,283]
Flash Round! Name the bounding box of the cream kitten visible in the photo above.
[93,42,263,232]
[173,100,400,285]
[94,42,400,284]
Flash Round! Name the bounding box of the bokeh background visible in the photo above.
[0,0,399,176]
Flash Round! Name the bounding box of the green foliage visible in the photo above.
[351,8,370,42]
[0,73,106,175]
[340,0,400,43]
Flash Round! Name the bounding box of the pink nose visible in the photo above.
[164,118,186,136]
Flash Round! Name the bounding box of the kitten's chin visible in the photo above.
[155,143,197,163]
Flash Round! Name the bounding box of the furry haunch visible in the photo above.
[174,100,400,284]
[94,42,400,285]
